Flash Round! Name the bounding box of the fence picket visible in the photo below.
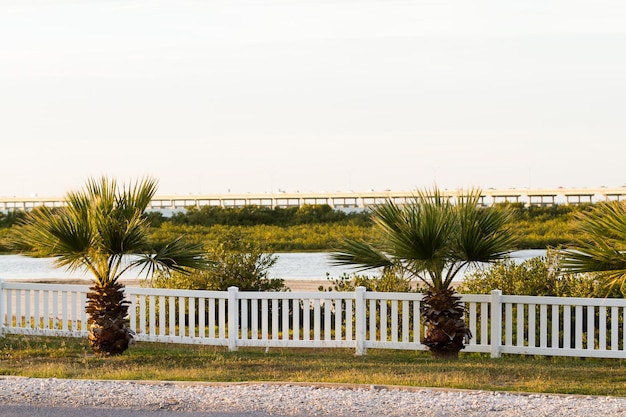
[391,300,398,343]
[623,308,626,351]
[228,287,238,351]
[563,305,571,349]
[189,297,196,338]
[0,280,4,336]
[469,303,477,345]
[272,299,279,341]
[42,292,48,330]
[251,299,258,340]
[52,291,58,330]
[528,304,537,347]
[355,288,365,355]
[599,306,607,351]
[303,299,310,341]
[402,300,409,344]
[313,299,321,341]
[81,292,87,332]
[293,299,300,341]
[16,289,22,329]
[219,299,226,340]
[61,292,68,331]
[369,299,376,342]
[588,306,595,350]
[575,305,583,350]
[283,299,289,341]
[516,304,524,347]
[505,303,513,345]
[611,306,619,351]
[414,300,420,345]
[72,290,80,332]
[261,299,268,340]
[552,305,559,349]
[324,299,331,341]
[481,301,489,346]
[24,290,31,330]
[159,295,166,337]
[540,304,547,348]
[179,296,186,338]
[140,295,147,335]
[240,299,247,340]
[169,296,176,336]
[34,290,40,331]
[334,299,341,341]
[346,299,353,342]
[380,299,387,342]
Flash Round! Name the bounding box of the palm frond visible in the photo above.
[130,238,212,278]
[372,195,454,262]
[455,191,517,263]
[331,239,394,271]
[10,176,207,287]
[95,211,148,255]
[560,201,626,286]
[11,206,94,267]
[116,176,158,217]
[332,187,516,291]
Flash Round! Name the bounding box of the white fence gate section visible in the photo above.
[2,279,626,358]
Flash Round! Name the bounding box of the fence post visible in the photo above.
[490,290,502,358]
[355,286,366,356]
[228,287,239,351]
[0,278,4,337]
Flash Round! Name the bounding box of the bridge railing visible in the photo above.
[2,280,626,359]
[3,187,626,212]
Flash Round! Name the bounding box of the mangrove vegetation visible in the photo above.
[0,202,592,254]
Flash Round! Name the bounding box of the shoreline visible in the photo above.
[6,278,330,292]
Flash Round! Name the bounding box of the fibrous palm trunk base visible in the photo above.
[421,288,472,360]
[85,280,133,355]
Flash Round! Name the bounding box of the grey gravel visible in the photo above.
[1,377,625,416]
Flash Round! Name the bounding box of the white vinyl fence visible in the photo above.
[2,279,626,358]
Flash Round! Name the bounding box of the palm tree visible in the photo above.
[332,188,517,358]
[10,177,209,355]
[559,201,626,295]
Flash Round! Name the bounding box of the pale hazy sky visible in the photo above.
[1,0,625,197]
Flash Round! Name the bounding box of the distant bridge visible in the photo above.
[2,187,626,212]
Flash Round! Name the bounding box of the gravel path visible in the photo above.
[1,377,625,416]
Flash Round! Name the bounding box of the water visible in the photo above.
[0,250,546,281]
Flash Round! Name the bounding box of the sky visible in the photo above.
[1,0,625,197]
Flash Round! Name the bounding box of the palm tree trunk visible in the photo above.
[85,280,133,355]
[421,288,472,359]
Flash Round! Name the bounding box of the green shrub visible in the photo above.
[457,257,557,296]
[0,210,25,228]
[0,228,11,253]
[319,268,417,293]
[149,223,374,252]
[457,250,623,298]
[147,231,285,292]
[167,204,370,227]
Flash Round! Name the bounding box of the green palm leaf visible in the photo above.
[332,187,516,290]
[133,238,212,277]
[10,176,209,285]
[332,239,394,271]
[560,201,626,288]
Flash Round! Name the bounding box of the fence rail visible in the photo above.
[2,279,626,358]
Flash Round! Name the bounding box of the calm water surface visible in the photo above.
[0,250,546,281]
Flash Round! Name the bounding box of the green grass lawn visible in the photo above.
[2,335,626,397]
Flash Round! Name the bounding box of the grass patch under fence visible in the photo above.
[2,335,626,396]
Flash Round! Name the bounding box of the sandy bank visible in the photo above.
[11,278,330,292]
